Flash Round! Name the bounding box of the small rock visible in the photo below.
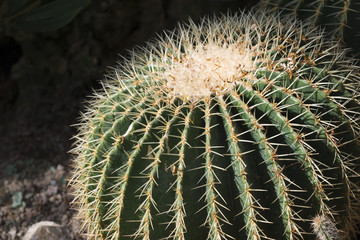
[9,227,16,239]
[47,184,58,195]
[23,221,71,240]
[1,232,7,240]
[25,192,33,199]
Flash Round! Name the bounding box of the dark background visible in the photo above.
[0,0,257,239]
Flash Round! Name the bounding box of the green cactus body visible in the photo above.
[70,10,360,240]
[259,0,360,51]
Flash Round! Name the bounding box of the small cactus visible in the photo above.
[69,10,360,240]
[312,215,341,240]
[259,0,360,51]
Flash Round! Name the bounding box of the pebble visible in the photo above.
[23,221,71,240]
[9,228,16,239]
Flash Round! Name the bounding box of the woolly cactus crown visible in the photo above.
[70,10,360,240]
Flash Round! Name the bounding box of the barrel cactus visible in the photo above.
[259,0,360,51]
[69,10,360,240]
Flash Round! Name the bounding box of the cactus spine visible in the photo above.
[69,10,360,240]
[259,0,360,51]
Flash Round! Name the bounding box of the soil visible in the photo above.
[0,1,257,239]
